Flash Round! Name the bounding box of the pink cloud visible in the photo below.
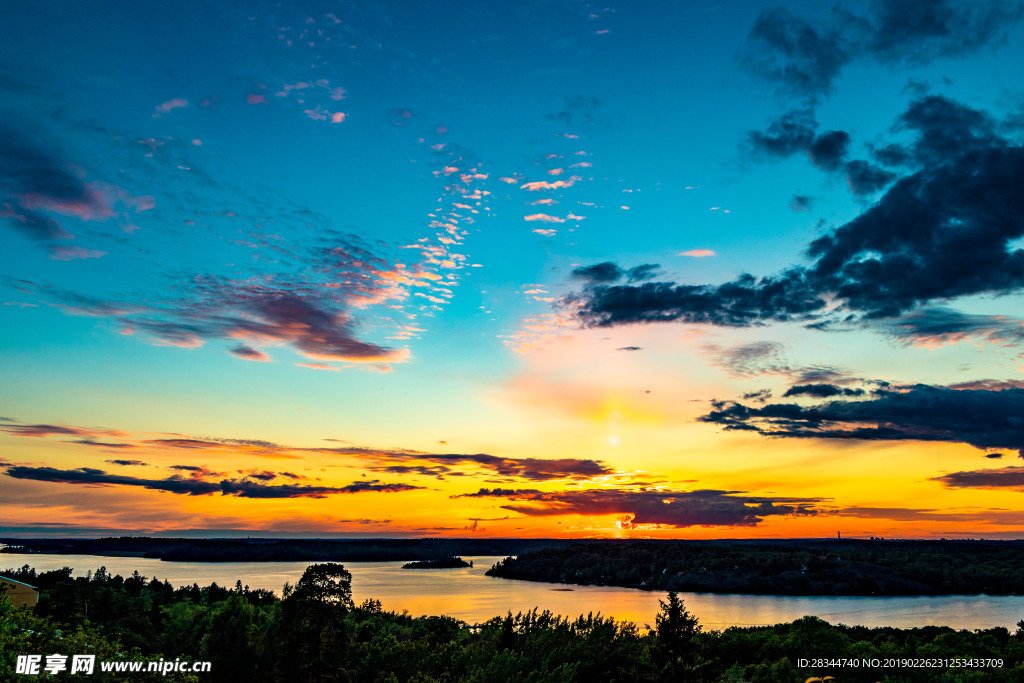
[531,228,558,236]
[296,362,340,371]
[679,249,715,257]
[331,112,346,123]
[246,94,267,104]
[520,176,580,191]
[48,246,107,261]
[524,213,566,223]
[154,98,188,115]
[548,168,564,176]
[304,107,328,121]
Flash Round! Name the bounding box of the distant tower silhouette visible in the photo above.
[837,531,841,539]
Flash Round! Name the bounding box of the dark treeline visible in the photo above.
[402,557,471,569]
[0,536,584,562]
[4,563,1024,682]
[487,540,1024,596]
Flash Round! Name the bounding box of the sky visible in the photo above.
[2,0,1024,540]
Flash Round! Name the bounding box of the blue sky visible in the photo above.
[2,0,1024,538]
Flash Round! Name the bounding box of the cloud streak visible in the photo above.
[455,487,822,528]
[4,465,422,499]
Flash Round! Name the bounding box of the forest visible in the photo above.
[486,540,1024,596]
[4,562,1024,682]
[0,536,577,562]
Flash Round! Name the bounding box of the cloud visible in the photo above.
[520,178,579,191]
[678,249,715,258]
[877,307,1024,349]
[742,7,852,101]
[154,98,188,115]
[104,459,148,466]
[625,264,660,281]
[0,417,613,483]
[747,111,894,195]
[0,124,112,244]
[931,466,1024,490]
[31,281,407,364]
[570,262,661,285]
[454,487,822,528]
[524,213,565,223]
[229,344,271,362]
[571,262,623,283]
[782,383,866,398]
[569,97,1024,328]
[3,465,422,499]
[0,418,127,440]
[326,447,615,482]
[741,1,1024,101]
[789,195,813,212]
[699,383,1024,456]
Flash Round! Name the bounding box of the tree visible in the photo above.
[655,591,701,667]
[280,564,354,682]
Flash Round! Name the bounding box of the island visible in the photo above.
[402,556,472,569]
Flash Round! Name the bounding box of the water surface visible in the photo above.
[4,553,1022,630]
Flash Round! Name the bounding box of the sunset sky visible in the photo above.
[2,0,1024,540]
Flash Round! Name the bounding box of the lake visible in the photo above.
[3,552,1023,630]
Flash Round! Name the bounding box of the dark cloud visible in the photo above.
[867,0,1024,65]
[894,95,1005,166]
[842,160,896,195]
[985,453,1005,459]
[616,346,642,351]
[549,94,601,127]
[568,268,825,327]
[104,459,148,466]
[932,466,1024,490]
[3,465,422,499]
[809,130,851,171]
[742,389,773,402]
[626,264,660,282]
[69,440,136,449]
[788,194,813,212]
[743,8,853,100]
[228,344,270,362]
[748,113,894,196]
[454,487,822,528]
[571,97,1024,327]
[782,383,865,398]
[699,384,1024,456]
[748,109,817,157]
[571,262,623,283]
[742,1,1024,100]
